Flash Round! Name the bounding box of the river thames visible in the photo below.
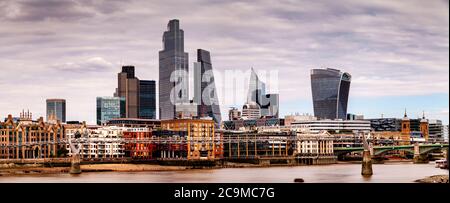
[0,162,447,183]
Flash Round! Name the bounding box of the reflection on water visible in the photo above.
[0,162,446,183]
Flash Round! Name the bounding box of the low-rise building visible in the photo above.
[0,111,65,159]
[66,126,125,159]
[161,118,217,160]
[291,119,371,134]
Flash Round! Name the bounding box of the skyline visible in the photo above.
[0,0,448,124]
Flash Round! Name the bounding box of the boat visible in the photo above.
[435,159,448,169]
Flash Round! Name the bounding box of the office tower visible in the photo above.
[115,66,140,118]
[263,93,279,118]
[246,68,278,118]
[96,97,124,125]
[428,119,443,142]
[193,49,222,126]
[247,68,266,107]
[159,19,189,120]
[310,68,351,120]
[46,99,66,122]
[139,80,156,119]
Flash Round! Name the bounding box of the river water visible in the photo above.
[0,162,447,183]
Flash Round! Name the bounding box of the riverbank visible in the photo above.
[415,175,449,183]
[0,164,187,176]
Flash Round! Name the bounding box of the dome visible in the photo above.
[243,102,260,110]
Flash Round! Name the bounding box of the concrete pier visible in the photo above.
[361,150,373,176]
[413,143,429,164]
[69,154,82,174]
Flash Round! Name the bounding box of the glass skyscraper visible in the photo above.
[96,97,124,125]
[159,19,189,120]
[139,80,156,119]
[114,66,140,118]
[193,49,222,126]
[46,99,66,122]
[310,68,351,120]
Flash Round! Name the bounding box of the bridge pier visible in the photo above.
[69,154,82,174]
[413,143,429,164]
[361,150,373,176]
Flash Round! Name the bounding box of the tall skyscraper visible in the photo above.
[96,97,124,125]
[139,80,156,119]
[193,49,222,126]
[310,68,351,120]
[46,99,66,122]
[115,66,140,118]
[159,19,189,120]
[247,68,266,106]
[246,68,278,118]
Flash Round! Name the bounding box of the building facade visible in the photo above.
[310,68,351,120]
[161,118,216,160]
[222,118,285,131]
[291,120,371,134]
[66,126,125,159]
[46,99,66,123]
[428,119,444,142]
[242,102,261,120]
[139,80,156,119]
[123,127,154,159]
[115,66,140,118]
[193,49,222,127]
[1,112,65,159]
[159,19,190,120]
[228,107,241,121]
[96,97,124,125]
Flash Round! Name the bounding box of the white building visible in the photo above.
[291,119,371,134]
[242,102,261,120]
[444,125,448,143]
[295,131,334,155]
[67,126,126,159]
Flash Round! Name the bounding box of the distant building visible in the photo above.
[366,118,402,131]
[193,49,222,127]
[444,125,448,142]
[139,80,156,119]
[228,107,241,121]
[222,118,285,131]
[159,19,190,120]
[310,68,351,120]
[291,120,371,134]
[347,113,364,120]
[115,66,140,118]
[284,113,317,126]
[106,118,160,129]
[242,102,261,120]
[46,99,66,122]
[428,119,444,142]
[246,68,279,118]
[96,97,124,125]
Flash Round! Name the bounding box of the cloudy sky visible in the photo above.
[0,0,448,124]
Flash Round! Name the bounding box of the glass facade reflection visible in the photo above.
[310,68,351,120]
[46,99,66,122]
[97,97,124,125]
[193,49,222,127]
[159,19,189,119]
[139,80,156,119]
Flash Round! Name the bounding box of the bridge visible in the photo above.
[334,143,449,163]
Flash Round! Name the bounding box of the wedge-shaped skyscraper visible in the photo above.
[310,68,351,120]
[193,49,222,126]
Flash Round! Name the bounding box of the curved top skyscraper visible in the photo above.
[310,68,351,120]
